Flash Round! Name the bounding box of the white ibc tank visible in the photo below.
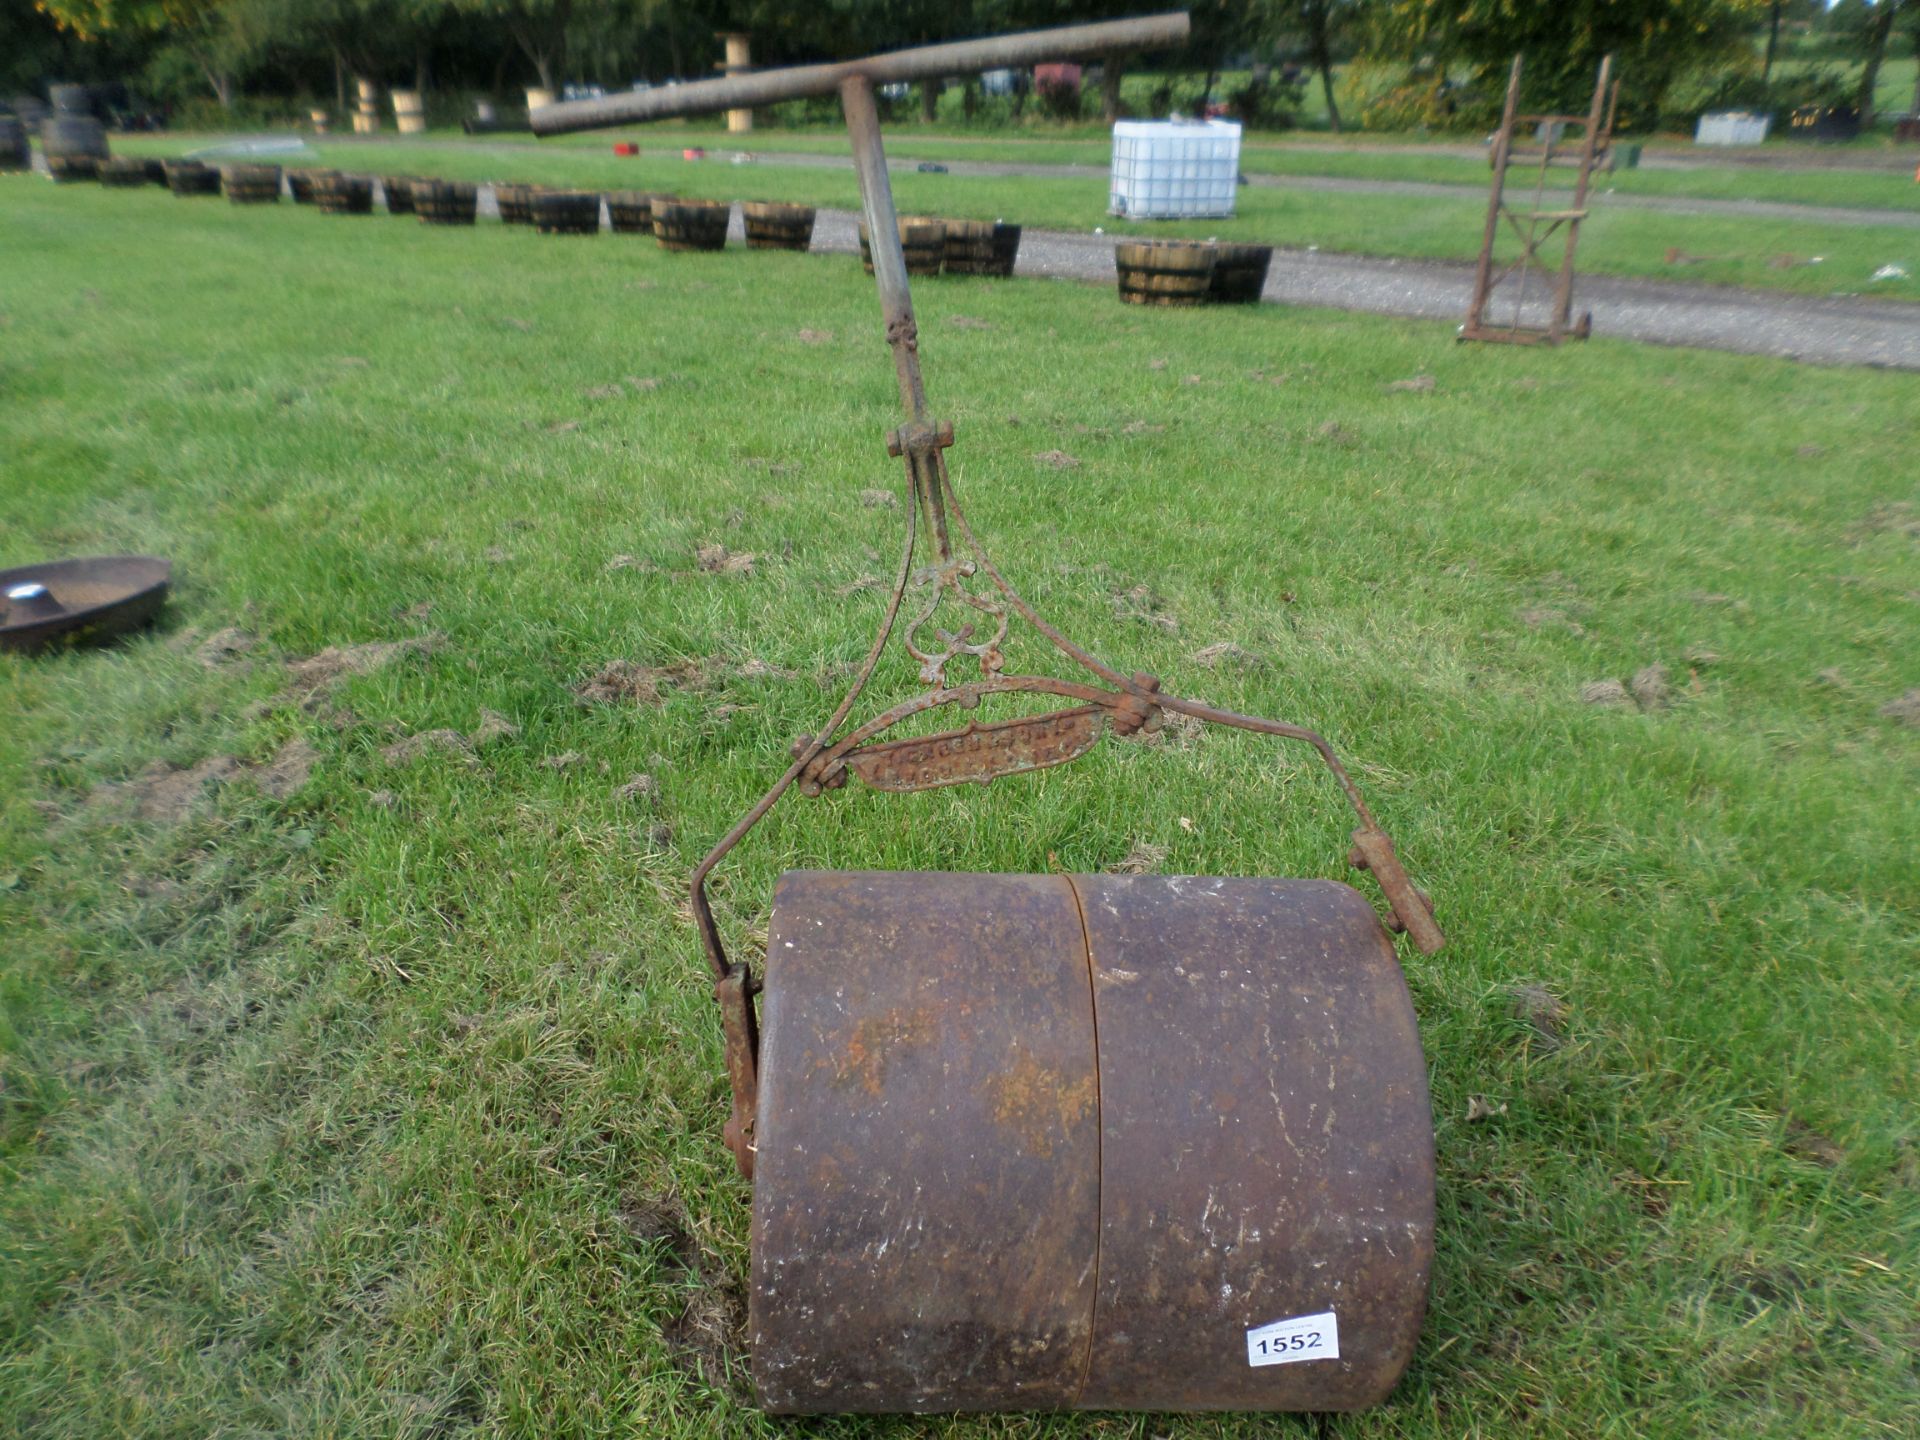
[1694,111,1771,146]
[1109,118,1241,219]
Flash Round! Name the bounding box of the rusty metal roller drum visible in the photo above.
[751,871,1434,1414]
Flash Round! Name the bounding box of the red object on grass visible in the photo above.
[683,147,705,160]
[614,141,638,156]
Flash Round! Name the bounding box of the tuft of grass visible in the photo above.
[1,177,1916,1439]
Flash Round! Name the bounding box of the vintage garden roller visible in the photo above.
[536,12,1445,1415]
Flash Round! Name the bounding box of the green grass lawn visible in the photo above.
[103,132,1920,302]
[533,123,1920,214]
[2,178,1917,1439]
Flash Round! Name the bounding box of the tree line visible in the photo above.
[10,0,1917,133]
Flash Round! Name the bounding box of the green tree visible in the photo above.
[37,0,253,105]
[1371,0,1769,125]
[446,0,570,91]
[1281,0,1363,131]
[1852,0,1904,127]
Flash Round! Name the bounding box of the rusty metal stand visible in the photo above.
[1462,54,1618,346]
[534,15,1445,1181]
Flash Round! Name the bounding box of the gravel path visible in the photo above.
[800,206,1920,371]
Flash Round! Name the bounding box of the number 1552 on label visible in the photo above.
[1246,1310,1340,1367]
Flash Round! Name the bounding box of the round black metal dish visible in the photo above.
[0,555,172,654]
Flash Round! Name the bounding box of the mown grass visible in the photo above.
[1,178,1917,1439]
[108,131,1920,302]
[533,124,1920,214]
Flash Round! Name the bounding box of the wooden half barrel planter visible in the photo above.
[1115,239,1214,306]
[941,219,995,274]
[163,159,220,196]
[415,179,478,225]
[859,215,945,276]
[1209,243,1273,304]
[937,220,1023,277]
[96,157,153,188]
[606,190,667,234]
[493,182,536,224]
[1115,241,1274,308]
[533,189,602,235]
[0,115,30,172]
[653,199,730,251]
[742,201,816,251]
[42,114,108,182]
[287,167,330,203]
[381,175,420,214]
[315,172,375,214]
[221,164,283,204]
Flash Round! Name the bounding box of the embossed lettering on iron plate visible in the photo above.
[842,707,1104,792]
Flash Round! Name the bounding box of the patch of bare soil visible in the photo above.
[1509,983,1568,1052]
[84,734,325,822]
[948,315,991,330]
[795,328,833,344]
[1033,449,1080,469]
[92,755,246,824]
[1848,500,1920,542]
[1517,606,1585,636]
[1385,374,1436,393]
[286,635,439,702]
[573,659,709,707]
[469,709,520,746]
[1314,420,1356,445]
[1113,839,1170,874]
[379,729,474,766]
[694,543,757,576]
[197,628,259,667]
[255,738,319,800]
[1783,1115,1845,1168]
[1579,679,1632,708]
[1879,689,1920,727]
[613,773,659,805]
[1191,641,1261,669]
[1112,583,1177,633]
[619,1191,747,1396]
[1629,664,1672,710]
[859,488,898,509]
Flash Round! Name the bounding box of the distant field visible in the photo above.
[531,123,1920,211]
[2,174,1917,1440]
[107,132,1920,302]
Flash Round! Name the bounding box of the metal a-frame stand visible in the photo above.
[1462,54,1619,346]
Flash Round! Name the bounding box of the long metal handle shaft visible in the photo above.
[530,12,1190,135]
